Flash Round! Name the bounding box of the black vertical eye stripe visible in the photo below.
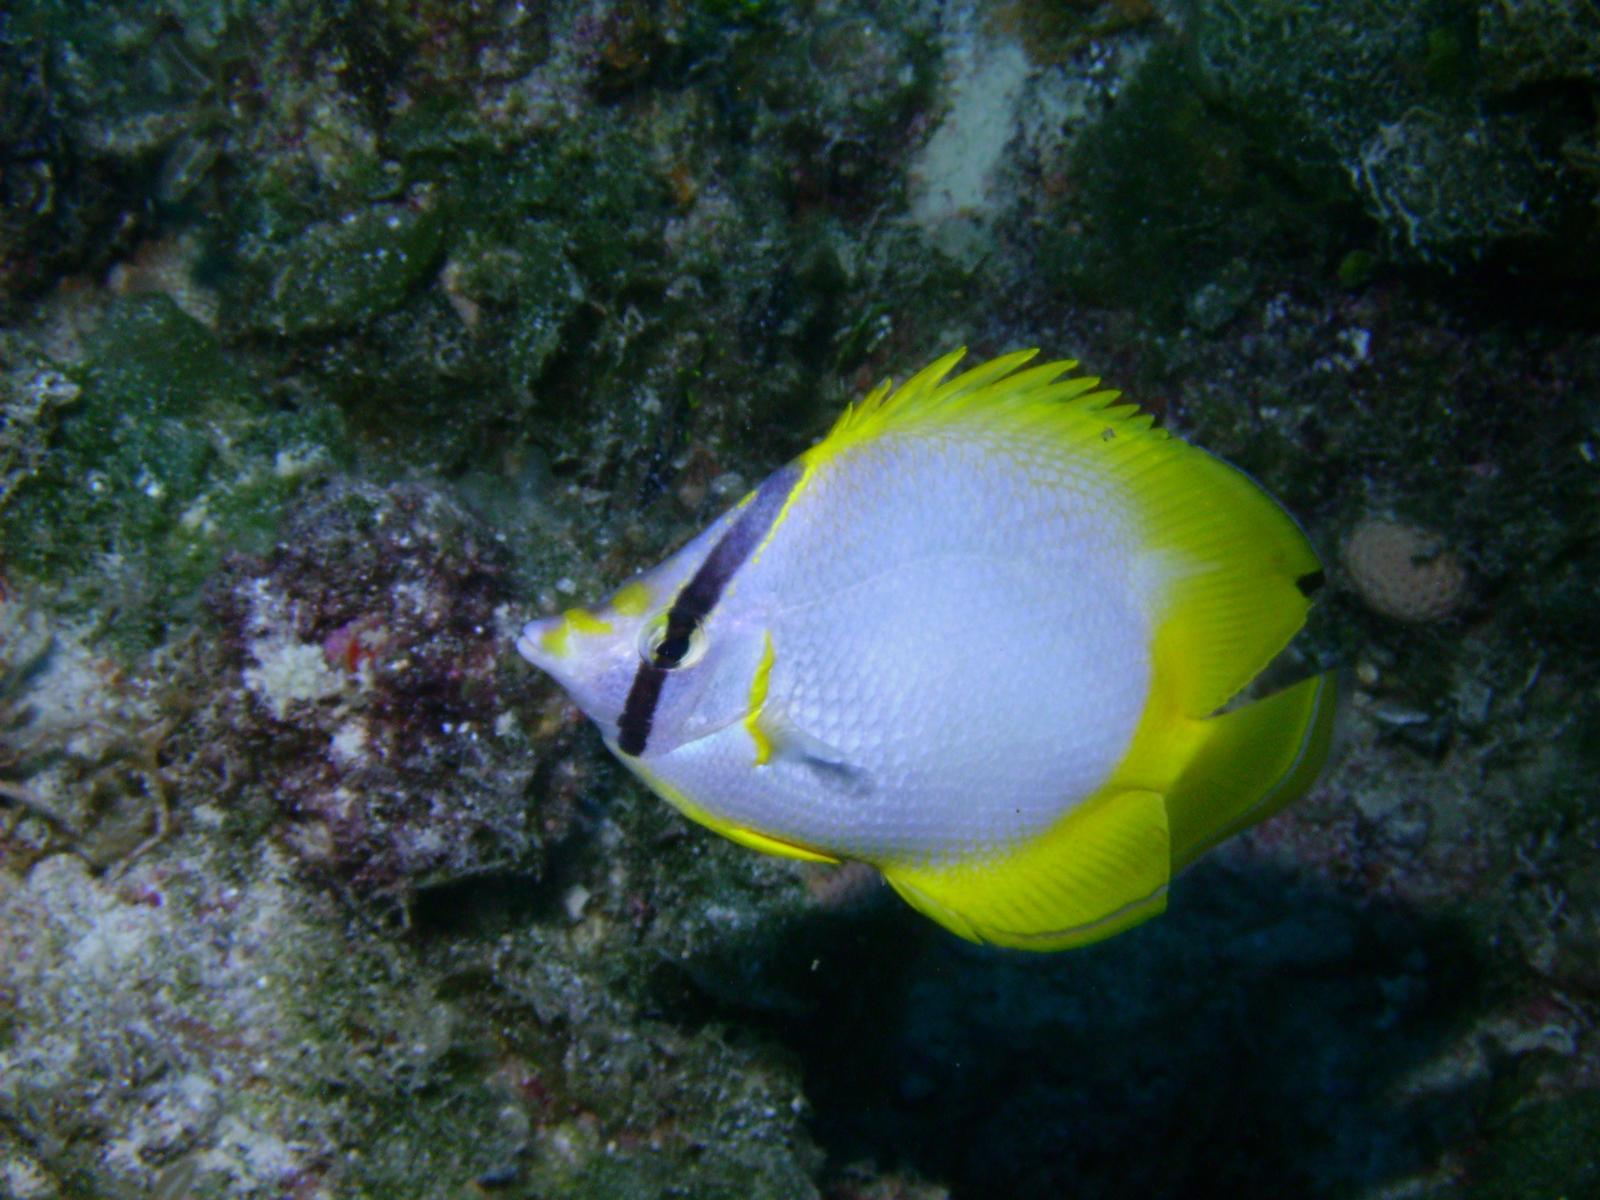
[617,664,667,756]
[616,461,802,757]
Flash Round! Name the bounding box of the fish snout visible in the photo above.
[515,616,565,671]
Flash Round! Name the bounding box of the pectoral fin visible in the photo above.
[744,633,870,792]
[746,709,871,796]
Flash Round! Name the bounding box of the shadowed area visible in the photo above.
[654,862,1486,1200]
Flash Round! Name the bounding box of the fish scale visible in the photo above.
[517,348,1338,950]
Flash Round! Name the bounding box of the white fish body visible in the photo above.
[517,349,1335,950]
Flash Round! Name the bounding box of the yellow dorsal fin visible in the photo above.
[811,347,1321,718]
[807,346,1123,469]
[881,788,1171,950]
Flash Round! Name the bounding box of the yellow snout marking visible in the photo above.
[610,581,651,616]
[539,607,615,657]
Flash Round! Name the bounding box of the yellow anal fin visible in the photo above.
[881,788,1170,951]
[1167,671,1339,871]
[716,822,840,864]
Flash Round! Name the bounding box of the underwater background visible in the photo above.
[2,1,1598,1196]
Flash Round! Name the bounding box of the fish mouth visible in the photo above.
[513,617,629,738]
[514,621,552,668]
[515,617,576,680]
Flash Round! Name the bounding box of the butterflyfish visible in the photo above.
[516,348,1336,950]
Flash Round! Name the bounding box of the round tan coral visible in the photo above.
[1341,517,1467,623]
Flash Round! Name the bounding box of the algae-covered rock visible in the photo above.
[0,295,341,653]
[1469,1090,1600,1198]
[1039,41,1310,317]
[0,1,227,305]
[1186,0,1593,268]
[0,829,824,1199]
[254,202,447,335]
[441,222,585,398]
[203,479,543,893]
[1478,0,1600,90]
[0,578,829,1198]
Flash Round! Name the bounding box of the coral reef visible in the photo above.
[2,1,1598,1196]
[200,479,544,893]
[1184,0,1598,269]
[0,831,821,1197]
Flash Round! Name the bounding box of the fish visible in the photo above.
[516,348,1337,950]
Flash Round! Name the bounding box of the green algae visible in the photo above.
[1470,1090,1600,1199]
[1185,0,1594,270]
[253,203,447,336]
[1039,42,1339,318]
[0,295,341,654]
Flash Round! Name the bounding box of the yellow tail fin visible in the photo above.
[1167,671,1340,872]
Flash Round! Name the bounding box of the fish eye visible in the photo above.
[639,612,708,670]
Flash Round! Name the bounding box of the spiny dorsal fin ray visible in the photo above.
[813,346,1124,465]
